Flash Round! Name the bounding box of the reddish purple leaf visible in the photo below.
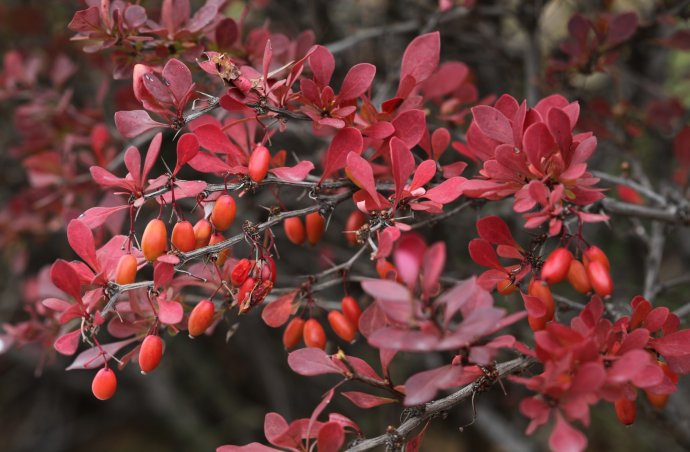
[392,109,426,147]
[346,152,380,207]
[114,110,167,138]
[423,177,464,204]
[320,127,363,182]
[399,32,440,87]
[338,63,376,101]
[404,364,464,405]
[67,219,99,272]
[309,45,335,87]
[363,121,394,139]
[476,216,517,246]
[174,133,200,175]
[471,105,513,144]
[654,330,690,356]
[153,261,175,289]
[468,239,503,271]
[270,161,315,182]
[51,260,83,302]
[124,145,142,187]
[66,338,137,370]
[549,412,587,452]
[342,391,396,409]
[54,329,81,356]
[306,387,336,446]
[422,242,445,300]
[262,291,298,328]
[217,444,280,452]
[409,160,437,191]
[316,421,344,452]
[605,12,638,48]
[157,299,183,325]
[389,137,415,208]
[361,279,409,302]
[287,348,342,376]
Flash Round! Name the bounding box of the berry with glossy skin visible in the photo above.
[376,259,398,280]
[193,219,212,249]
[210,195,236,231]
[248,144,270,183]
[230,258,253,287]
[208,233,228,266]
[541,248,573,285]
[345,210,366,245]
[171,220,196,252]
[284,217,306,245]
[283,317,305,350]
[583,245,610,271]
[141,219,168,261]
[139,335,164,374]
[328,310,357,342]
[496,277,518,295]
[188,299,215,337]
[567,259,592,294]
[341,296,362,327]
[303,319,327,350]
[305,212,325,245]
[236,277,256,308]
[586,260,613,298]
[614,398,636,425]
[92,367,117,401]
[114,254,137,285]
[528,279,555,321]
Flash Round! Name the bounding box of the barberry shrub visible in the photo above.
[2,1,690,451]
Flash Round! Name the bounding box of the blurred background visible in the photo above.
[2,0,690,450]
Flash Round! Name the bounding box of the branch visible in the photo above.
[591,171,668,206]
[600,198,690,225]
[345,357,536,452]
[643,221,666,300]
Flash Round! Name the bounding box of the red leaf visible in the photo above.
[431,127,451,160]
[423,177,464,204]
[399,32,440,88]
[476,216,517,246]
[404,364,464,405]
[390,137,415,209]
[361,280,409,302]
[471,105,513,144]
[194,123,244,165]
[309,46,335,87]
[287,348,342,376]
[262,291,298,328]
[320,127,363,182]
[42,298,72,312]
[51,260,83,302]
[316,421,344,452]
[174,133,200,175]
[363,121,394,139]
[422,242,445,300]
[66,338,137,370]
[270,161,315,182]
[654,330,690,356]
[114,110,167,138]
[90,166,131,190]
[338,63,376,101]
[54,329,81,356]
[346,152,380,206]
[342,391,396,409]
[153,262,175,289]
[67,219,99,272]
[188,151,233,174]
[307,387,336,445]
[392,109,426,147]
[409,160,437,191]
[549,412,587,452]
[157,299,183,325]
[468,239,503,271]
[124,145,142,187]
[521,293,546,318]
[263,412,290,448]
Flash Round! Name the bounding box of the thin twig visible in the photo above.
[591,171,668,206]
[600,198,690,225]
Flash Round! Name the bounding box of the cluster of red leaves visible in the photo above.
[513,296,690,452]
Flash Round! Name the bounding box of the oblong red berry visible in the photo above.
[496,277,518,295]
[283,317,305,350]
[141,219,168,261]
[193,219,213,249]
[328,310,356,342]
[248,144,270,183]
[139,335,164,374]
[583,245,610,271]
[376,259,398,280]
[614,398,636,425]
[284,217,306,245]
[237,277,256,309]
[208,232,228,266]
[541,248,572,285]
[188,299,215,337]
[305,212,325,245]
[567,259,592,294]
[114,254,137,285]
[92,367,117,401]
[303,319,326,350]
[171,220,196,252]
[341,296,362,327]
[231,258,253,287]
[586,260,613,298]
[345,210,366,245]
[210,195,237,231]
[528,279,555,321]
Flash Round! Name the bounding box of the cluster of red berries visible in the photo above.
[283,212,326,245]
[282,296,362,350]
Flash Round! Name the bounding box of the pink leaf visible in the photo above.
[471,105,513,144]
[188,152,233,174]
[399,32,440,88]
[309,46,335,87]
[114,110,167,138]
[317,422,344,452]
[66,338,137,370]
[342,391,396,409]
[174,133,200,175]
[262,291,298,328]
[124,145,142,187]
[307,387,335,445]
[51,260,83,302]
[320,127,363,182]
[54,329,81,356]
[422,242,445,300]
[90,166,130,190]
[157,300,184,325]
[549,412,587,452]
[404,364,464,405]
[263,412,290,448]
[270,161,315,182]
[423,177,464,204]
[153,262,175,289]
[409,160,437,191]
[143,132,163,181]
[468,239,503,271]
[392,109,426,147]
[338,63,376,101]
[42,298,72,312]
[654,330,690,356]
[361,280,409,302]
[346,152,379,206]
[67,219,99,272]
[390,137,415,208]
[287,348,343,376]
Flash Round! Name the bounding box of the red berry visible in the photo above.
[614,398,636,425]
[305,212,325,245]
[341,296,362,327]
[92,367,117,401]
[210,195,237,231]
[586,260,613,298]
[230,258,253,287]
[171,220,196,252]
[496,277,518,295]
[303,319,326,350]
[237,277,256,311]
[376,259,398,280]
[248,144,270,183]
[328,310,356,342]
[645,391,669,409]
[141,219,168,261]
[193,219,213,249]
[283,317,305,350]
[114,254,137,285]
[284,217,306,245]
[345,210,366,245]
[139,335,164,374]
[583,246,610,271]
[541,248,572,285]
[208,232,228,266]
[259,256,277,283]
[528,279,555,321]
[567,259,592,294]
[188,299,215,337]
